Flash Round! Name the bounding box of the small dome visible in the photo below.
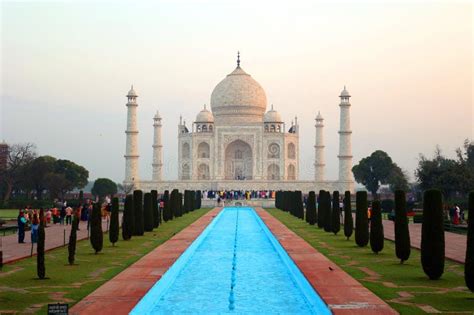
[195,105,214,123]
[264,105,282,123]
[127,85,138,97]
[340,86,350,98]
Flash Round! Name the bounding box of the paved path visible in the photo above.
[70,208,221,315]
[382,219,466,264]
[1,217,115,264]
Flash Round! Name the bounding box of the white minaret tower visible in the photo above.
[314,111,325,182]
[124,85,139,184]
[338,86,353,186]
[152,111,163,181]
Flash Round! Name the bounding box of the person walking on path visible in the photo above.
[60,206,66,225]
[17,210,26,243]
[31,215,39,244]
[65,206,73,225]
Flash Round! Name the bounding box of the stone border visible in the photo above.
[255,208,397,315]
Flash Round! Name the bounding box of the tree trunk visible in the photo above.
[3,181,13,202]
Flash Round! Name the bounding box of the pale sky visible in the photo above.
[1,0,473,183]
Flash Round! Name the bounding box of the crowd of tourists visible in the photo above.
[202,190,276,201]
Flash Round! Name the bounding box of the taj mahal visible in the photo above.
[123,53,355,193]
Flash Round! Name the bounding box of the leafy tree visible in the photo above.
[306,191,317,225]
[109,197,119,245]
[331,191,341,235]
[352,150,408,197]
[122,194,133,240]
[355,191,369,247]
[37,208,46,279]
[53,159,89,193]
[26,155,56,200]
[143,193,154,232]
[68,212,79,264]
[343,191,353,240]
[421,189,445,280]
[90,203,103,254]
[91,178,117,200]
[394,190,411,263]
[370,200,384,254]
[133,190,144,236]
[466,191,474,291]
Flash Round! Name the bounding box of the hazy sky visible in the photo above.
[1,0,472,183]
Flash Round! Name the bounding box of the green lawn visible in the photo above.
[0,209,19,220]
[266,208,474,315]
[0,208,211,314]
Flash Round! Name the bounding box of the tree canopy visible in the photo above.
[352,150,408,197]
[91,178,117,200]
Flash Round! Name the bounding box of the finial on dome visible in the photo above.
[237,51,240,67]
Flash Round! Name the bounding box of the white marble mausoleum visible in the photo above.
[124,54,355,193]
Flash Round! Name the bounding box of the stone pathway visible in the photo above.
[1,217,116,264]
[382,219,466,263]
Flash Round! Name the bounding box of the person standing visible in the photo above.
[17,210,26,243]
[60,206,66,225]
[65,206,73,225]
[31,215,39,244]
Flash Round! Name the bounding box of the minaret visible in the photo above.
[314,111,325,182]
[124,85,139,184]
[152,111,163,181]
[338,86,353,185]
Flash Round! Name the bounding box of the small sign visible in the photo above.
[48,303,68,315]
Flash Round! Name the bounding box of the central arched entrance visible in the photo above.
[225,140,253,180]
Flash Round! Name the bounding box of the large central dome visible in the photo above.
[210,64,267,124]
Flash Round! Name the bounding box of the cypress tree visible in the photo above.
[421,189,445,280]
[122,194,133,240]
[109,197,119,246]
[144,193,154,232]
[332,191,341,235]
[275,191,280,210]
[37,209,46,279]
[465,191,474,291]
[323,192,332,232]
[295,191,304,219]
[317,190,325,229]
[68,212,79,264]
[343,191,353,240]
[163,190,170,222]
[170,189,180,217]
[90,203,103,254]
[190,191,196,211]
[133,190,144,236]
[151,190,159,228]
[394,190,410,263]
[306,191,317,225]
[355,191,369,247]
[370,200,384,254]
[183,190,190,214]
[179,192,184,216]
[196,190,202,209]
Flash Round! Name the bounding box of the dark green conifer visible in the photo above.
[355,191,369,247]
[343,191,353,240]
[122,194,133,240]
[151,190,159,228]
[133,190,144,236]
[394,190,410,263]
[144,193,154,232]
[465,191,474,291]
[370,200,384,254]
[306,191,317,225]
[90,203,103,254]
[37,209,46,279]
[332,191,341,235]
[317,190,325,229]
[109,197,119,246]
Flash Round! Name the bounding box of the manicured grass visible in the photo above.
[0,209,19,220]
[0,208,212,314]
[266,208,474,314]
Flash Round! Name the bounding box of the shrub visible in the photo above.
[37,209,46,279]
[381,199,395,213]
[144,193,154,232]
[68,213,79,264]
[133,190,144,236]
[355,191,369,247]
[151,190,159,228]
[421,189,445,280]
[122,194,133,241]
[306,191,317,225]
[109,197,119,246]
[370,200,384,254]
[343,191,353,240]
[90,203,103,254]
[317,190,325,229]
[465,191,474,291]
[332,191,341,235]
[394,190,410,263]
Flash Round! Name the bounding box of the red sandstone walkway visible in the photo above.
[256,208,396,315]
[72,207,396,314]
[1,217,114,264]
[382,219,466,263]
[70,208,221,315]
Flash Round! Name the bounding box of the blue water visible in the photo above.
[131,207,330,314]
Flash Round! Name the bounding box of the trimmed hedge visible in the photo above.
[370,200,384,254]
[133,190,144,236]
[323,191,332,233]
[109,197,119,246]
[162,190,171,222]
[355,191,369,247]
[144,193,154,232]
[421,189,445,280]
[90,203,103,254]
[151,190,159,228]
[317,190,325,229]
[332,191,340,235]
[306,191,317,225]
[122,194,133,241]
[394,190,411,263]
[68,212,79,264]
[343,191,353,240]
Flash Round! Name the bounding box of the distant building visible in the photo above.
[0,141,8,171]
